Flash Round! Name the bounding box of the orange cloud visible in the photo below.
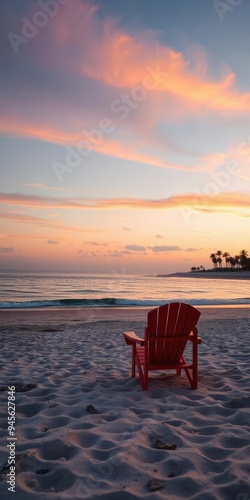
[1,191,249,216]
[0,211,100,232]
[0,115,228,174]
[0,118,72,146]
[34,0,247,116]
[22,183,65,191]
[51,1,250,113]
[3,0,248,174]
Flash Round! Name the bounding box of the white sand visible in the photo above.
[0,307,250,499]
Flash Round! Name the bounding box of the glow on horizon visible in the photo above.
[0,0,249,274]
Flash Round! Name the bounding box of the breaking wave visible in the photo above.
[0,297,250,309]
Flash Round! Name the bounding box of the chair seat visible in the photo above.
[136,346,193,370]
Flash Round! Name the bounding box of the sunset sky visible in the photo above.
[1,0,250,274]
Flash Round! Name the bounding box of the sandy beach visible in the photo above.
[0,307,250,499]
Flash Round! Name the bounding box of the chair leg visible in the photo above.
[192,366,198,389]
[140,364,148,390]
[135,354,148,390]
[137,359,144,389]
[192,339,198,389]
[184,367,193,388]
[183,366,198,389]
[182,340,199,390]
[131,345,136,378]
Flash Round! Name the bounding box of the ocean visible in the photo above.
[0,270,249,309]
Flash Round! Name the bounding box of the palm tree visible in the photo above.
[216,250,223,268]
[216,256,222,268]
[234,255,240,269]
[222,252,230,268]
[210,253,217,269]
[208,250,249,270]
[245,258,250,270]
[239,249,249,268]
[229,256,236,269]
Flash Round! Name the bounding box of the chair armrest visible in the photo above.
[123,331,145,346]
[188,330,202,344]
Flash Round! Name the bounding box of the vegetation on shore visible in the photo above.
[190,249,250,272]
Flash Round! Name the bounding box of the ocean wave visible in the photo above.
[0,297,250,309]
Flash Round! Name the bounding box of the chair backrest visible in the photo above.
[146,302,201,365]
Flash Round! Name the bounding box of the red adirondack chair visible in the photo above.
[123,302,201,390]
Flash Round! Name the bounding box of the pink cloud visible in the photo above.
[2,0,250,176]
[45,0,250,113]
[0,210,100,232]
[0,191,249,216]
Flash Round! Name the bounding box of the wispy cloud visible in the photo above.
[23,183,65,191]
[1,0,250,175]
[46,239,58,245]
[148,245,182,252]
[0,118,222,172]
[1,192,250,216]
[50,1,250,113]
[76,242,207,259]
[125,244,146,252]
[0,210,100,232]
[0,247,14,253]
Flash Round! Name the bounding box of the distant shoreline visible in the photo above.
[157,270,250,280]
